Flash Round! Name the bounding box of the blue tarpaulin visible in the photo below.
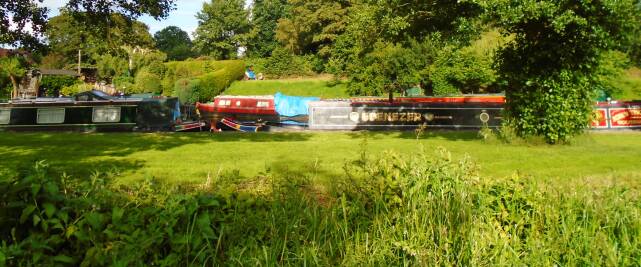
[274,92,320,117]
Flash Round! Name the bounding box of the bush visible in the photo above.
[133,67,162,94]
[173,78,200,104]
[60,83,94,96]
[161,60,245,100]
[39,76,80,96]
[264,47,315,78]
[195,62,245,101]
[430,47,497,96]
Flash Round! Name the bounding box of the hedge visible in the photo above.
[160,60,245,102]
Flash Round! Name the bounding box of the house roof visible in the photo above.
[39,69,81,76]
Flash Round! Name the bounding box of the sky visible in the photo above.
[41,0,211,38]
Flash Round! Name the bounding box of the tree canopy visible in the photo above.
[245,0,289,58]
[154,26,194,61]
[0,0,49,48]
[193,0,250,59]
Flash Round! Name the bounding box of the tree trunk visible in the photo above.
[9,75,18,99]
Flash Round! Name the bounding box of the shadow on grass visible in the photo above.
[0,132,314,180]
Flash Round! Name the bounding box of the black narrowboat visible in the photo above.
[0,90,182,132]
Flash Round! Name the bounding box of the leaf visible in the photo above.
[20,205,36,223]
[43,202,56,218]
[65,225,78,239]
[33,214,41,226]
[112,207,124,223]
[44,182,60,195]
[31,183,41,196]
[52,255,75,263]
[0,251,6,267]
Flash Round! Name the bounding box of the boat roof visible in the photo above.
[215,95,274,100]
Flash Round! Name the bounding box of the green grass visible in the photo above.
[224,77,350,98]
[1,131,640,185]
[3,135,640,266]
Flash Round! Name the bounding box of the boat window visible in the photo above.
[236,101,241,106]
[257,101,269,108]
[219,100,231,106]
[93,107,121,123]
[37,108,65,124]
[0,108,10,124]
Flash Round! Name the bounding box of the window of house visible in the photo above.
[0,108,10,125]
[93,107,121,123]
[37,108,65,124]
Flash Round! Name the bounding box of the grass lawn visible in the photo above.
[1,131,640,185]
[224,77,350,98]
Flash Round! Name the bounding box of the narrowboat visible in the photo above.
[196,93,319,129]
[592,100,641,129]
[309,95,505,130]
[0,90,186,132]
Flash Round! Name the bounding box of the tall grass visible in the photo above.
[1,145,639,266]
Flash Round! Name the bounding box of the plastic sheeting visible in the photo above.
[274,92,320,117]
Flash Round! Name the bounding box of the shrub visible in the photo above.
[133,67,162,94]
[162,60,245,100]
[39,76,80,96]
[264,47,315,78]
[173,78,200,104]
[60,83,93,96]
[430,46,497,96]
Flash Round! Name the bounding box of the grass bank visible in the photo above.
[0,131,640,185]
[224,77,350,98]
[2,146,639,266]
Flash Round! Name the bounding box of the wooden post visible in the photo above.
[77,49,81,75]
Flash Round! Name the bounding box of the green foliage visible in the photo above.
[133,67,162,94]
[95,54,129,79]
[39,76,80,96]
[161,60,245,101]
[2,147,640,265]
[46,12,156,68]
[333,1,485,97]
[194,0,250,59]
[173,78,201,104]
[275,0,349,57]
[154,26,194,61]
[0,57,27,98]
[347,42,422,97]
[264,47,312,78]
[0,0,48,48]
[60,83,94,96]
[430,46,497,95]
[246,0,289,58]
[490,0,639,143]
[595,50,631,99]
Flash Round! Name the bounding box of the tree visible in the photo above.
[334,0,484,97]
[490,0,639,143]
[0,57,26,99]
[65,0,175,20]
[2,0,175,49]
[46,12,155,69]
[0,0,48,48]
[154,26,194,61]
[275,0,349,57]
[347,42,423,99]
[193,0,250,59]
[246,0,289,58]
